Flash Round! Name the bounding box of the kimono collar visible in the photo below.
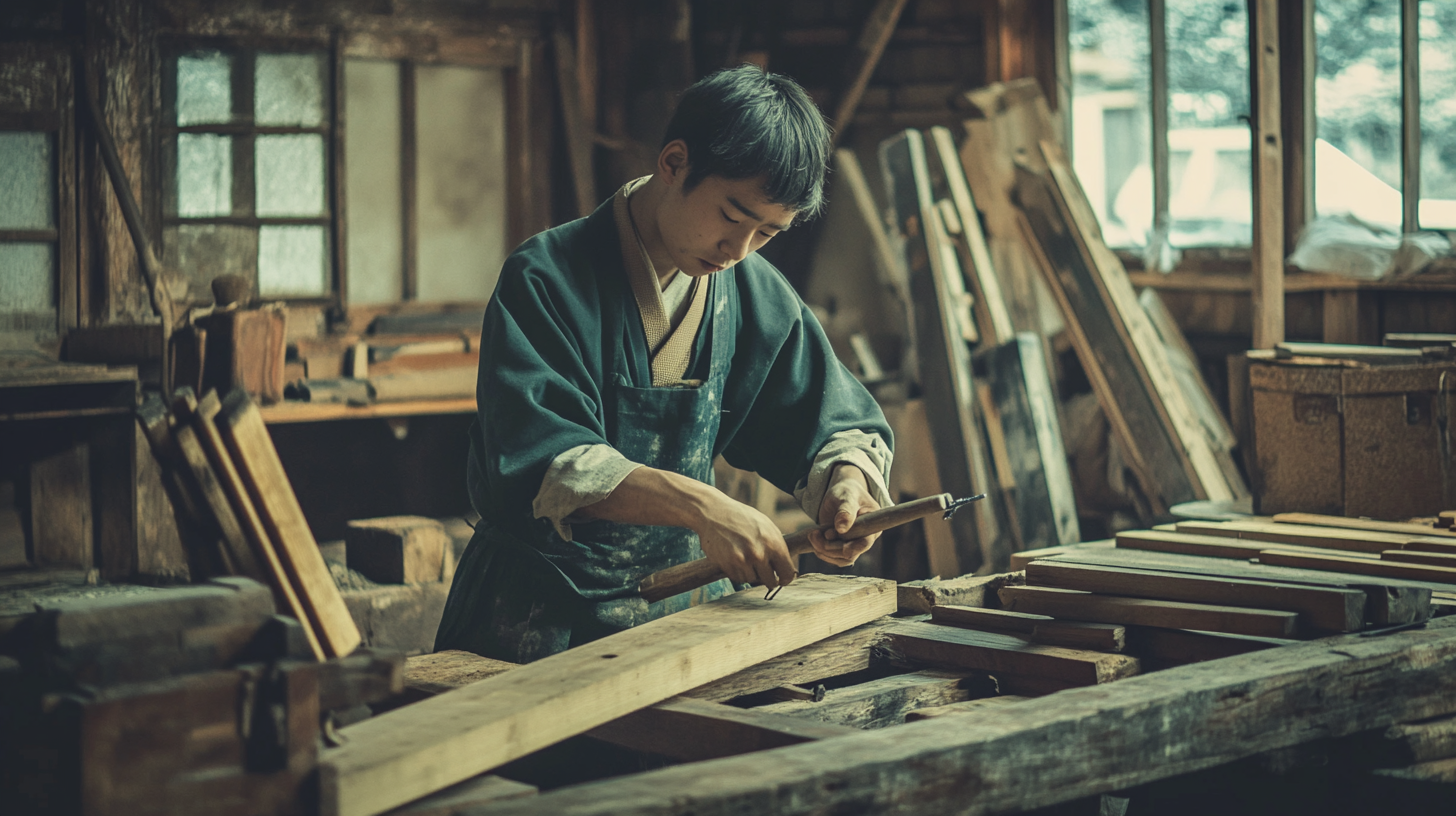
[613,177,710,387]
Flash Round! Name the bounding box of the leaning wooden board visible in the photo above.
[215,389,360,659]
[998,585,1300,639]
[318,575,896,816]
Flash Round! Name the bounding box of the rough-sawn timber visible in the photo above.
[464,619,1456,815]
[318,574,895,816]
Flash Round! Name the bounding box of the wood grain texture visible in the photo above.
[318,575,896,816]
[1272,513,1454,539]
[1175,520,1412,553]
[467,620,1456,816]
[683,615,905,703]
[1259,550,1456,586]
[752,670,995,730]
[1250,0,1285,348]
[217,390,361,659]
[930,605,1126,652]
[1025,560,1366,633]
[1038,547,1433,626]
[883,620,1140,688]
[903,694,1031,722]
[1116,529,1374,562]
[998,585,1299,639]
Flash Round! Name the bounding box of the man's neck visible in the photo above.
[626,176,680,288]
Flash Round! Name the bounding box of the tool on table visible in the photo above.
[638,493,985,604]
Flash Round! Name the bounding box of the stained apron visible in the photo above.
[435,274,736,663]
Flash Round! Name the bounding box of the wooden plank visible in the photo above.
[1259,550,1456,586]
[167,397,264,579]
[882,620,1140,689]
[881,129,994,572]
[896,573,1014,615]
[1040,547,1431,625]
[928,126,1014,344]
[930,605,1126,652]
[1041,547,1433,626]
[683,615,904,703]
[1385,550,1456,568]
[1250,0,1285,348]
[1400,0,1421,234]
[1272,513,1453,539]
[400,650,858,763]
[190,391,325,661]
[385,775,537,816]
[1025,560,1366,633]
[1176,519,1411,553]
[903,695,1031,722]
[1014,160,1193,517]
[1039,139,1239,503]
[465,621,1456,816]
[1122,626,1294,667]
[318,575,896,816]
[1404,537,1456,554]
[998,585,1299,639]
[1117,529,1375,562]
[216,390,361,659]
[752,670,995,730]
[1370,756,1456,784]
[830,0,910,144]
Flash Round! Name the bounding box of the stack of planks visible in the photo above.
[136,387,361,660]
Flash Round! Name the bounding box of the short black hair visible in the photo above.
[661,65,832,221]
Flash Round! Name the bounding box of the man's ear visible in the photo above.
[657,139,690,185]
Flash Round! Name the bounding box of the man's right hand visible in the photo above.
[692,495,798,591]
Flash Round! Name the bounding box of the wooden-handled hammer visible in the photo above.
[637,493,983,603]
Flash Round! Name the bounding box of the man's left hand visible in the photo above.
[809,464,881,567]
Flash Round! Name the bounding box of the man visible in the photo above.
[435,66,894,664]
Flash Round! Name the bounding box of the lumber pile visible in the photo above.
[136,387,362,659]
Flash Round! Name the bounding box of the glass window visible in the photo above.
[344,59,403,305]
[255,134,326,216]
[176,133,233,217]
[255,53,326,127]
[1069,0,1152,249]
[258,225,328,297]
[414,65,508,301]
[0,244,55,311]
[1420,0,1456,229]
[1314,0,1403,229]
[0,132,56,229]
[176,52,233,126]
[1166,0,1251,247]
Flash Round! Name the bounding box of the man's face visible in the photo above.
[656,169,799,278]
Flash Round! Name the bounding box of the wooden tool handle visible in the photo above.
[638,493,952,604]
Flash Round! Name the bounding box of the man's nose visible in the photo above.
[722,230,753,262]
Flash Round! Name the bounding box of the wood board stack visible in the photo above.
[307,564,1456,816]
[136,387,361,660]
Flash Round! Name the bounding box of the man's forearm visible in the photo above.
[575,465,726,531]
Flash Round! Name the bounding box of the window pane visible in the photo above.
[1070,0,1152,248]
[344,60,403,305]
[1167,0,1251,247]
[1420,0,1456,229]
[0,244,55,311]
[415,65,508,302]
[1315,0,1402,229]
[259,225,327,297]
[256,134,325,217]
[255,53,326,127]
[177,133,233,216]
[177,52,233,126]
[0,132,55,230]
[163,224,257,303]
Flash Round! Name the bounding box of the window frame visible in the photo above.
[0,45,77,336]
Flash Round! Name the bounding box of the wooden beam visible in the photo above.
[1175,519,1414,553]
[1250,0,1285,348]
[684,615,904,702]
[897,574,1015,615]
[882,620,1140,690]
[1038,546,1432,626]
[553,26,597,218]
[400,650,859,763]
[1025,560,1366,633]
[1385,550,1456,568]
[467,621,1456,816]
[753,670,996,730]
[998,586,1299,639]
[1116,529,1373,562]
[1271,513,1454,539]
[215,390,361,659]
[1123,626,1294,667]
[318,575,896,816]
[930,605,1127,652]
[831,0,910,145]
[903,695,1031,722]
[1259,550,1456,586]
[1280,0,1314,254]
[1401,0,1420,233]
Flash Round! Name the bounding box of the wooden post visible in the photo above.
[830,0,909,146]
[399,62,418,301]
[1401,0,1421,233]
[1149,0,1171,266]
[1250,0,1285,349]
[1280,0,1314,255]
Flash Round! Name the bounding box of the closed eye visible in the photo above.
[721,209,740,224]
